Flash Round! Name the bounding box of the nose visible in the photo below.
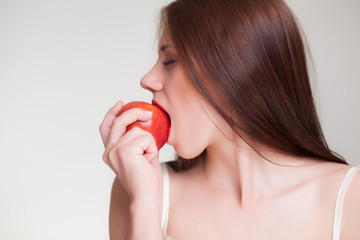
[140,64,163,92]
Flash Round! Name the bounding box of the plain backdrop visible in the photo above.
[0,0,359,239]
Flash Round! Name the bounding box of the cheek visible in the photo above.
[168,106,214,159]
[165,68,215,158]
[173,133,208,159]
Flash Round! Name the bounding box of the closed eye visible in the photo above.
[163,59,177,66]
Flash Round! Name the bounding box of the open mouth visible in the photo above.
[152,100,171,127]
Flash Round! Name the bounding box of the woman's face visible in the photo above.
[140,30,225,159]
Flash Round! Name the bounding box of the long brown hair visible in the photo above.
[160,0,346,171]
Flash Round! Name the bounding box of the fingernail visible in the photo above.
[145,111,153,116]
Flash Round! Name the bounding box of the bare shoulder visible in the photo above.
[165,162,202,191]
[109,177,130,240]
[340,166,360,239]
[318,163,360,238]
[164,161,204,210]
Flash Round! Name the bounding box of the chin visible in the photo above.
[173,144,205,160]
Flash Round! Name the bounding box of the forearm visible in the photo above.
[128,197,163,240]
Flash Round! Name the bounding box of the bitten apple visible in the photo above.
[116,101,170,150]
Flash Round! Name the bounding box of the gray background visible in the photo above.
[0,0,359,239]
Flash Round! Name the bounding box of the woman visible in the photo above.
[100,0,360,239]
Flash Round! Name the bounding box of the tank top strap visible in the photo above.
[332,166,359,240]
[161,163,171,236]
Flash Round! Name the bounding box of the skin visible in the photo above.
[99,30,360,239]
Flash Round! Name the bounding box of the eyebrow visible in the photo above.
[159,44,169,52]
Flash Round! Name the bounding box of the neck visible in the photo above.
[199,138,318,206]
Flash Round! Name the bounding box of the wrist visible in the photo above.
[129,196,163,239]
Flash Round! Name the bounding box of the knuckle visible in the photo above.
[112,115,127,128]
[131,126,143,134]
[108,144,125,162]
[145,132,155,143]
[102,151,109,165]
[99,123,104,132]
[102,147,112,163]
[144,133,155,142]
[99,124,104,132]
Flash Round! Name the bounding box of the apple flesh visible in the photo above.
[116,101,170,150]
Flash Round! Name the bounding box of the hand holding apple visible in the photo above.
[116,101,170,150]
[101,101,168,207]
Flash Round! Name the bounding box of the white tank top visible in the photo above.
[161,164,172,240]
[332,166,359,240]
[160,164,359,239]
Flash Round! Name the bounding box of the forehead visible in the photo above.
[158,29,174,49]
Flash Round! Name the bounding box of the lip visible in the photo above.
[152,100,171,127]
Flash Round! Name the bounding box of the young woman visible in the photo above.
[100,0,360,239]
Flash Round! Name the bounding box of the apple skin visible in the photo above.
[116,101,170,150]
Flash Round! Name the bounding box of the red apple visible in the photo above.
[116,101,170,150]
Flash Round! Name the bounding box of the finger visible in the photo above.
[115,126,158,162]
[107,108,153,146]
[99,100,124,145]
[137,130,158,163]
[104,128,158,177]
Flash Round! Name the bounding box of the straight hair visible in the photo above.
[160,0,346,171]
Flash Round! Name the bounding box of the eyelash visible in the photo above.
[162,59,177,66]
